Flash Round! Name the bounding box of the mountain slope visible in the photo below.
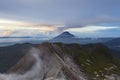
[0,43,33,73]
[0,42,119,80]
[55,43,120,79]
[104,38,120,57]
[105,38,120,46]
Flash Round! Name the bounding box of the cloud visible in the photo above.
[0,0,119,24]
[0,0,120,28]
[0,0,120,37]
[65,26,120,33]
[80,17,120,26]
[0,30,14,37]
[0,18,61,30]
[1,30,13,36]
[0,19,64,37]
[0,16,120,37]
[55,16,120,32]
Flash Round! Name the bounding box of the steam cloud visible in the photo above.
[0,47,44,80]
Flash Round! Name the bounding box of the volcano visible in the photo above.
[54,31,75,39]
[50,32,80,44]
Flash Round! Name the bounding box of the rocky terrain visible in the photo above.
[0,42,120,80]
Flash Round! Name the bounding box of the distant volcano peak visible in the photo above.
[62,31,71,34]
[54,31,75,39]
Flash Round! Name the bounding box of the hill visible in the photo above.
[105,38,120,46]
[104,38,120,57]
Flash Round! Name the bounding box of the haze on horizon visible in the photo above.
[0,0,120,38]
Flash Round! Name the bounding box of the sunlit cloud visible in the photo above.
[0,19,59,31]
[0,25,57,31]
[0,30,13,37]
[65,26,120,33]
[2,30,12,36]
[0,19,34,26]
[0,19,63,37]
[0,18,120,37]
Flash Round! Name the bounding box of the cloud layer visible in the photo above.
[0,0,120,37]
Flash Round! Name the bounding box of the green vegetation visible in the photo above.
[55,43,120,79]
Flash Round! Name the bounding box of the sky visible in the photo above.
[0,0,120,38]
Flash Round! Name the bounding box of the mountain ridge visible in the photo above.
[0,42,120,79]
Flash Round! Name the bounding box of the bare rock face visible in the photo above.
[5,43,87,80]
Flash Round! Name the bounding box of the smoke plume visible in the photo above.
[0,47,44,80]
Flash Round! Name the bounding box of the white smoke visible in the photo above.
[0,47,44,80]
